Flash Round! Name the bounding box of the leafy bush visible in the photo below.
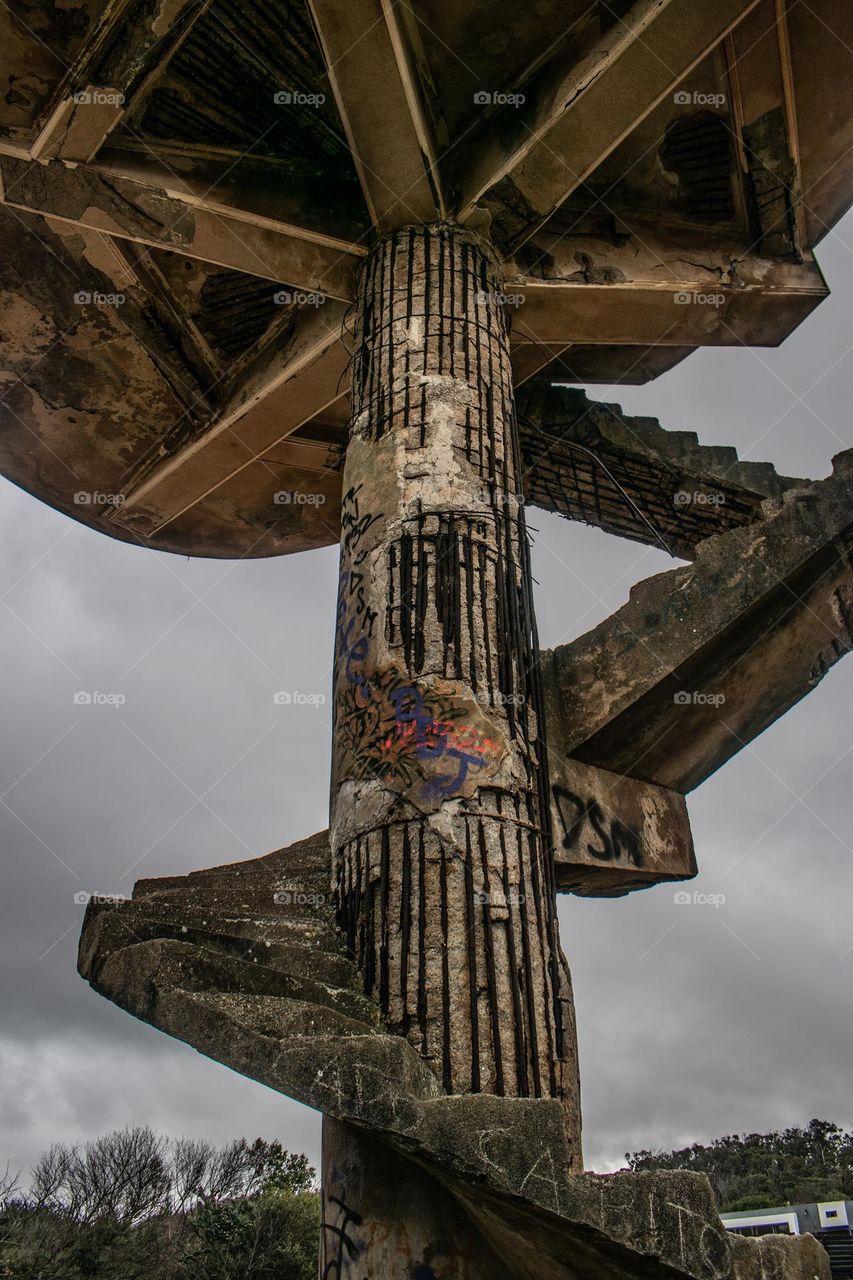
[0,1130,319,1280]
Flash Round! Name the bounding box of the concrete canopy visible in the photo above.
[1,0,851,558]
[6,7,849,1270]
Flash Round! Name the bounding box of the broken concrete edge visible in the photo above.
[516,383,807,502]
[77,858,828,1280]
[556,866,697,898]
[548,756,698,896]
[449,1171,831,1280]
[78,919,825,1280]
[542,449,853,773]
[515,381,810,560]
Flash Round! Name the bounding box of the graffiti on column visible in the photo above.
[335,489,504,804]
[330,225,576,1134]
[321,1192,365,1280]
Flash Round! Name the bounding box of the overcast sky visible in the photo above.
[1,210,852,1186]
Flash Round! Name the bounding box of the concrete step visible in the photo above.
[89,911,355,987]
[131,831,330,899]
[83,895,342,952]
[133,866,330,898]
[82,918,443,1123]
[80,920,375,1024]
[543,450,853,791]
[182,990,373,1039]
[93,941,375,1041]
[200,831,329,879]
[130,884,331,914]
[138,987,444,1121]
[122,888,332,929]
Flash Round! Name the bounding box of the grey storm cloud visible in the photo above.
[2,213,852,1182]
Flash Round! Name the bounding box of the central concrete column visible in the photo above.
[330,223,580,1135]
[319,1117,508,1278]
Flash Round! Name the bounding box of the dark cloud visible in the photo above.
[1,214,852,1182]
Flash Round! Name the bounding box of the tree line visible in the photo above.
[5,1116,849,1275]
[0,1128,318,1279]
[626,1118,853,1211]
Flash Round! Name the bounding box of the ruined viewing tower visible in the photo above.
[2,0,853,1273]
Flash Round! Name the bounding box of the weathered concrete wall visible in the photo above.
[542,453,853,792]
[330,224,580,1153]
[550,757,696,896]
[320,1117,507,1278]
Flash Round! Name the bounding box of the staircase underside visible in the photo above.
[79,831,829,1280]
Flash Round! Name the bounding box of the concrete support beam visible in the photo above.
[541,452,853,793]
[510,340,694,388]
[723,4,803,258]
[550,757,696,897]
[306,0,446,227]
[0,156,364,298]
[30,0,210,163]
[505,226,828,348]
[454,0,762,251]
[107,300,348,538]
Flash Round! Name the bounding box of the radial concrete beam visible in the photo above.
[510,340,694,388]
[454,0,762,251]
[541,452,853,794]
[0,156,364,298]
[107,300,349,538]
[306,0,446,227]
[29,0,211,163]
[505,225,828,348]
[549,756,696,897]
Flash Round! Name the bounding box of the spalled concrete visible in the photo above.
[543,451,853,792]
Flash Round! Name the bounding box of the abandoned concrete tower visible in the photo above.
[2,0,853,1273]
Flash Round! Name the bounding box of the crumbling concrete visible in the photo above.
[79,836,830,1280]
[331,224,580,1144]
[516,382,803,559]
[543,452,853,791]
